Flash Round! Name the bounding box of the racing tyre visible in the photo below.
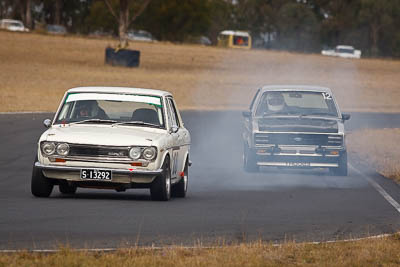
[331,151,348,176]
[172,159,189,198]
[31,163,53,197]
[243,144,259,173]
[59,180,77,194]
[150,158,171,201]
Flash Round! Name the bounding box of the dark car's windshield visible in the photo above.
[255,91,339,118]
[54,93,165,128]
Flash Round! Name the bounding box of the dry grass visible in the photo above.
[348,129,400,183]
[1,31,400,112]
[1,235,400,266]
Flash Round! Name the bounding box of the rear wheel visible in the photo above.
[31,163,53,197]
[150,158,171,201]
[172,159,189,198]
[59,180,77,194]
[330,151,348,176]
[243,144,259,172]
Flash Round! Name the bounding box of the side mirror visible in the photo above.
[342,113,351,121]
[170,126,179,134]
[43,119,52,128]
[242,111,252,118]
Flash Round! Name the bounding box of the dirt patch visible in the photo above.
[1,31,400,112]
[348,129,400,183]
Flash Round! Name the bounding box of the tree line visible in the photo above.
[1,0,399,57]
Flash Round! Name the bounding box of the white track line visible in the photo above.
[1,159,398,253]
[0,233,396,253]
[350,164,400,214]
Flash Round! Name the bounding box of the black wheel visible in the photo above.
[150,158,171,201]
[243,143,259,172]
[31,163,53,197]
[172,159,189,198]
[330,151,348,176]
[59,180,77,194]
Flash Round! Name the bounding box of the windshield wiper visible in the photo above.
[300,113,336,117]
[112,121,162,128]
[69,119,118,125]
[263,111,300,117]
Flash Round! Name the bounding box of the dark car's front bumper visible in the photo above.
[253,146,345,168]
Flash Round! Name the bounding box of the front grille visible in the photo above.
[69,144,130,158]
[254,133,342,146]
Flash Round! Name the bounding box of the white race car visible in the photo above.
[32,87,191,201]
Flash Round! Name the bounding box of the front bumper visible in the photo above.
[253,146,345,168]
[35,162,163,184]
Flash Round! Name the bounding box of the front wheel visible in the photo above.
[330,151,348,176]
[150,158,171,201]
[31,163,53,197]
[172,159,189,198]
[243,144,259,173]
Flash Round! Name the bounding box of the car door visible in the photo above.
[165,97,183,179]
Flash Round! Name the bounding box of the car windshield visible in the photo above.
[54,93,165,128]
[255,91,339,118]
[336,48,354,54]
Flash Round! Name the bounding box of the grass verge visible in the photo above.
[1,31,400,112]
[1,235,400,266]
[348,128,400,183]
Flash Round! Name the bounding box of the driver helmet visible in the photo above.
[76,100,99,118]
[266,92,285,112]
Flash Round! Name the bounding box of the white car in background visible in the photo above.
[126,30,156,42]
[32,87,191,201]
[0,19,29,32]
[321,45,361,59]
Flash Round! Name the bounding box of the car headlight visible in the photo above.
[56,143,70,156]
[41,142,56,156]
[129,147,141,160]
[143,147,157,160]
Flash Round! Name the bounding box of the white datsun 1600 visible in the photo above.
[31,87,191,201]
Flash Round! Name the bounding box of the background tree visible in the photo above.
[359,0,395,56]
[103,0,151,47]
[138,0,211,42]
[0,0,399,57]
[207,0,234,44]
[276,2,319,52]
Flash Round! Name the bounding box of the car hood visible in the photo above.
[258,117,339,133]
[41,124,166,146]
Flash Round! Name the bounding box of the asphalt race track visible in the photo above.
[1,111,400,250]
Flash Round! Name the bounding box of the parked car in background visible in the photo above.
[198,36,212,46]
[32,87,191,201]
[242,85,350,176]
[217,30,252,49]
[127,30,156,42]
[0,19,29,32]
[46,24,67,35]
[321,45,361,59]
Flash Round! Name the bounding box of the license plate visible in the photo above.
[80,169,112,181]
[286,162,310,167]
